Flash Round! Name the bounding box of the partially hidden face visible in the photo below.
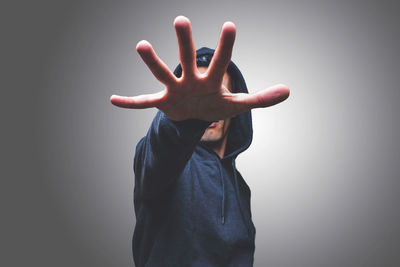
[198,66,232,144]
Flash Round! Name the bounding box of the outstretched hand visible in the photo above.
[110,16,290,121]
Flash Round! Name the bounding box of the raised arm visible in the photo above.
[111,16,290,198]
[133,112,210,198]
[110,16,290,121]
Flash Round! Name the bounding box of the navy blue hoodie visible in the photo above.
[132,47,256,266]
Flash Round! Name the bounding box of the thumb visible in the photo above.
[234,84,290,110]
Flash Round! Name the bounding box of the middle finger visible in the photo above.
[174,16,197,78]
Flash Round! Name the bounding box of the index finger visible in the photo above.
[206,22,236,83]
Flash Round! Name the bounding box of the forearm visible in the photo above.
[134,111,210,198]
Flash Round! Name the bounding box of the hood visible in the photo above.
[173,47,253,159]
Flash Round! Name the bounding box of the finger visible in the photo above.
[136,40,177,86]
[207,21,236,83]
[110,91,166,109]
[174,16,197,77]
[230,84,290,112]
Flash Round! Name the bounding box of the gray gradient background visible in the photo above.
[3,0,400,266]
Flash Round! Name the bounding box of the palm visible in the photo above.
[160,74,236,121]
[110,16,290,121]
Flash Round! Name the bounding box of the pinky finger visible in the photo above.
[110,91,166,109]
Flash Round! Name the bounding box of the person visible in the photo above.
[110,15,290,267]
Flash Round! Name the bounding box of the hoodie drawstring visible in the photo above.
[218,159,245,227]
[217,163,225,224]
[218,160,246,226]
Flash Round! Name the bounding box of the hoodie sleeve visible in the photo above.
[133,111,211,199]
